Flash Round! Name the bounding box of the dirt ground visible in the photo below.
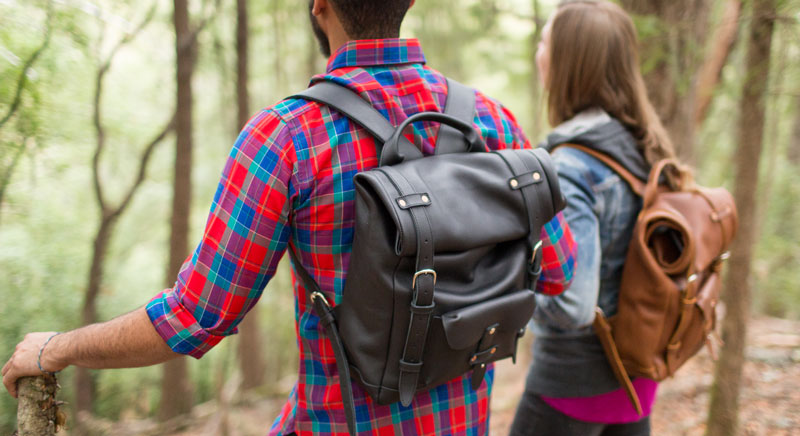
[490,316,800,436]
[72,316,800,436]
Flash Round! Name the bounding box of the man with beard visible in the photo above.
[3,1,576,434]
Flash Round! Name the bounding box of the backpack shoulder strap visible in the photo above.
[554,143,646,196]
[288,246,358,436]
[435,78,477,154]
[289,81,422,162]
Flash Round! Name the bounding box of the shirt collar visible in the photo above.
[326,38,426,73]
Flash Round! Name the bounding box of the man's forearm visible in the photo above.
[45,306,180,370]
[4,306,182,397]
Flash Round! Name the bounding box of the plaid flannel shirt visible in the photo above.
[147,39,576,435]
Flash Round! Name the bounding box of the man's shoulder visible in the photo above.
[241,95,329,147]
[266,96,321,125]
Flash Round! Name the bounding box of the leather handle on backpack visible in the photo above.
[381,112,486,166]
[593,308,644,416]
[643,159,682,208]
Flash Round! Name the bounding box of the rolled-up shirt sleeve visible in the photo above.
[147,109,296,358]
[535,211,577,296]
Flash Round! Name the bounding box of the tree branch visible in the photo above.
[0,0,54,131]
[92,3,159,212]
[0,137,30,225]
[695,0,741,126]
[109,113,176,221]
[179,0,223,55]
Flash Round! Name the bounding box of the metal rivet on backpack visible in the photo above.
[421,195,429,203]
[488,327,496,335]
[533,172,541,181]
[509,179,519,188]
[398,199,407,207]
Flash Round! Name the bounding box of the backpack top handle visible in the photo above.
[382,111,486,166]
[643,158,682,209]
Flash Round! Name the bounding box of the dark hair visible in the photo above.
[330,0,412,39]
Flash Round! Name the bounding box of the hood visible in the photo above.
[541,108,650,182]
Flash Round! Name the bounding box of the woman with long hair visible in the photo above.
[509,2,687,435]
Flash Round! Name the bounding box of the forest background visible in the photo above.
[1,0,799,434]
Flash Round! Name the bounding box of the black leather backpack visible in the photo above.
[289,78,565,435]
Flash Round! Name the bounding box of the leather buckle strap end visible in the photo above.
[592,308,643,416]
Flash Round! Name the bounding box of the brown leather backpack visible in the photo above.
[561,144,738,414]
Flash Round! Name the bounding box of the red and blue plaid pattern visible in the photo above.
[146,38,576,435]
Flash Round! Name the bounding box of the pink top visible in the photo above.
[541,378,658,424]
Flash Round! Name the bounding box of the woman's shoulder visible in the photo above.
[549,145,621,189]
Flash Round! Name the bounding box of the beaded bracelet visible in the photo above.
[37,332,62,376]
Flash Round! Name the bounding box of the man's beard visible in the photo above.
[309,1,331,57]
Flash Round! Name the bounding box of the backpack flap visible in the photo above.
[441,289,535,389]
[356,151,536,258]
[441,290,535,350]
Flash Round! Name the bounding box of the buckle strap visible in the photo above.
[398,264,435,407]
[372,158,438,408]
[469,323,499,389]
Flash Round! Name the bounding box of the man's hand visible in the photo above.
[2,307,181,399]
[2,332,65,398]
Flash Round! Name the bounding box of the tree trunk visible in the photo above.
[755,29,789,240]
[529,0,543,141]
[271,0,285,92]
[234,0,267,391]
[16,376,61,436]
[788,95,800,166]
[74,6,168,418]
[236,0,251,130]
[706,0,775,434]
[159,0,195,421]
[619,0,713,164]
[74,217,116,414]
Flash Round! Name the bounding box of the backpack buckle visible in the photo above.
[310,291,331,308]
[530,240,543,264]
[412,269,437,289]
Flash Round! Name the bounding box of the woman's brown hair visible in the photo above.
[545,0,682,175]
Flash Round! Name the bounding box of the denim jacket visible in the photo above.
[527,108,649,397]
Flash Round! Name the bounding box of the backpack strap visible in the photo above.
[554,143,646,415]
[593,309,643,415]
[554,143,646,196]
[287,246,358,436]
[290,81,423,163]
[435,78,477,155]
